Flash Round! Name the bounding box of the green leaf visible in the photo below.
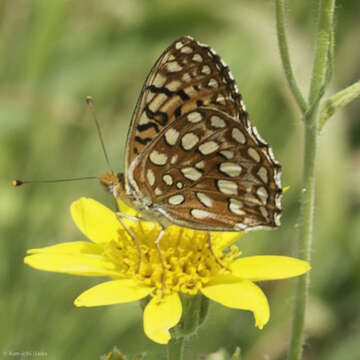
[319,80,360,130]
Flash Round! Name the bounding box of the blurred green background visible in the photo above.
[1,1,359,359]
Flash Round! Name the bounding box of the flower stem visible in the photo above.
[167,337,184,360]
[178,294,209,336]
[287,117,318,360]
[167,294,209,360]
[285,1,336,360]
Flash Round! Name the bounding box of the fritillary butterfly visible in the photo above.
[100,36,282,232]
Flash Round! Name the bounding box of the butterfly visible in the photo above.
[100,36,282,233]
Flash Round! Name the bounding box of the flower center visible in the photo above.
[103,223,240,297]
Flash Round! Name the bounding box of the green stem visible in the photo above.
[167,294,209,360]
[287,1,336,360]
[167,337,184,360]
[275,0,307,114]
[287,117,318,360]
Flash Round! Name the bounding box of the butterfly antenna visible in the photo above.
[12,176,99,187]
[86,96,114,174]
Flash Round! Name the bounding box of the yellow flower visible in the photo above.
[24,198,310,344]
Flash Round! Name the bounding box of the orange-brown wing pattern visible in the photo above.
[130,108,282,231]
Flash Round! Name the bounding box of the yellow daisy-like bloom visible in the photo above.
[24,198,310,344]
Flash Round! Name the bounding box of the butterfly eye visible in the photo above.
[99,173,122,196]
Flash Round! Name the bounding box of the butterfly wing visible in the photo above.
[125,36,248,175]
[129,108,282,232]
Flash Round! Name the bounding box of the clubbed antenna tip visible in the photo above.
[12,179,23,187]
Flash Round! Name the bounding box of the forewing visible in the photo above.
[125,36,248,171]
[131,108,282,232]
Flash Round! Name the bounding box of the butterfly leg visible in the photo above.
[115,212,144,222]
[206,232,230,271]
[115,212,143,274]
[154,226,167,298]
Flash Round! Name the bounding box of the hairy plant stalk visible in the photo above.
[287,117,318,360]
[167,337,185,360]
[276,0,336,359]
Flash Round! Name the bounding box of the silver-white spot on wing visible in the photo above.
[146,169,155,186]
[219,162,242,177]
[166,61,182,72]
[166,80,182,91]
[210,115,226,128]
[181,73,192,82]
[164,128,180,146]
[198,141,219,155]
[163,174,174,186]
[256,186,269,203]
[216,94,226,105]
[257,166,268,184]
[248,148,261,162]
[260,206,268,218]
[195,160,205,169]
[201,65,211,75]
[149,150,168,166]
[232,128,246,144]
[187,111,203,123]
[217,179,238,195]
[196,192,213,208]
[176,181,184,189]
[219,150,234,160]
[170,154,178,164]
[181,167,203,181]
[208,78,218,88]
[192,53,203,62]
[180,45,193,54]
[168,194,185,205]
[153,73,166,87]
[190,209,214,220]
[148,93,168,112]
[181,132,200,150]
[229,198,245,215]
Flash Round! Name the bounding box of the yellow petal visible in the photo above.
[201,275,269,329]
[27,241,103,255]
[115,198,158,233]
[71,198,121,244]
[116,198,141,217]
[74,279,153,307]
[143,294,182,344]
[231,256,311,281]
[211,232,243,250]
[24,253,119,277]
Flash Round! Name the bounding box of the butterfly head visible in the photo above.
[99,172,125,198]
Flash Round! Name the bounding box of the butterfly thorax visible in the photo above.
[99,171,138,208]
[100,171,173,227]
